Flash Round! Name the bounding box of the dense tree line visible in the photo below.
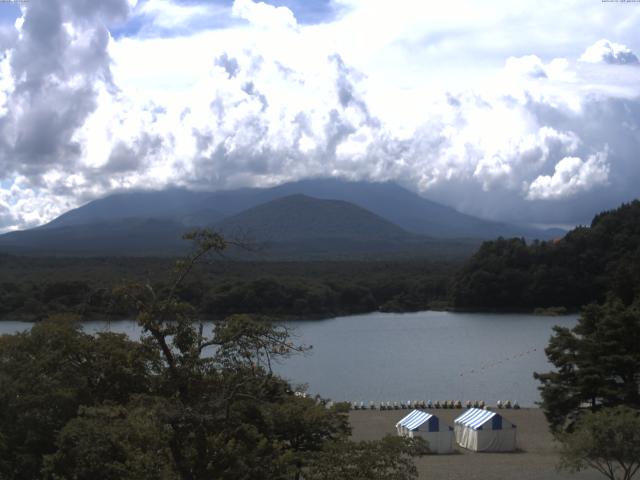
[0,258,454,321]
[451,200,640,310]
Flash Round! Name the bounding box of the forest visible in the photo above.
[450,200,640,311]
[0,256,455,321]
[2,201,640,321]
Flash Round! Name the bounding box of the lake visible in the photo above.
[0,311,577,406]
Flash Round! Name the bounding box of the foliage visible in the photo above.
[534,301,640,432]
[43,401,177,480]
[0,255,456,321]
[305,435,429,480]
[0,230,427,479]
[558,406,640,480]
[0,315,159,480]
[451,200,640,310]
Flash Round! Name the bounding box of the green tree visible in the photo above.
[1,230,428,479]
[43,400,177,480]
[305,435,429,480]
[558,406,640,480]
[0,316,158,480]
[534,301,640,432]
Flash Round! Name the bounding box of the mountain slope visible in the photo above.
[0,194,480,258]
[0,218,188,256]
[241,178,558,239]
[43,189,224,229]
[36,178,561,240]
[213,194,478,259]
[215,194,409,241]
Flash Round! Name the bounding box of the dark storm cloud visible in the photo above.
[104,133,163,175]
[0,0,132,182]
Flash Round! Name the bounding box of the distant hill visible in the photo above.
[43,189,223,229]
[243,178,560,240]
[0,178,564,258]
[0,218,188,256]
[215,194,409,241]
[0,194,480,259]
[211,194,471,259]
[34,178,562,240]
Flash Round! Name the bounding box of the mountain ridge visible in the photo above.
[34,178,563,239]
[0,178,564,258]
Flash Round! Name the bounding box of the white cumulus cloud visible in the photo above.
[579,39,639,65]
[527,152,610,200]
[232,0,297,30]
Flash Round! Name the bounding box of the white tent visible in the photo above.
[454,408,517,452]
[396,410,454,454]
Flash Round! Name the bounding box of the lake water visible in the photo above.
[0,311,577,406]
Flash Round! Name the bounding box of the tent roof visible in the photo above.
[396,410,434,431]
[454,408,501,430]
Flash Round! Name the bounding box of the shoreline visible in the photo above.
[349,408,600,480]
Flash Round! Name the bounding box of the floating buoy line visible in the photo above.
[458,347,539,377]
[294,393,522,411]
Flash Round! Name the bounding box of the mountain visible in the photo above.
[211,194,463,258]
[215,194,409,241]
[0,178,566,258]
[0,218,188,256]
[36,178,563,240]
[42,189,224,229]
[237,179,523,239]
[0,193,480,258]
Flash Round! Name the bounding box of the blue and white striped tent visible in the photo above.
[453,408,516,452]
[396,410,454,453]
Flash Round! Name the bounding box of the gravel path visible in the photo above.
[349,408,602,480]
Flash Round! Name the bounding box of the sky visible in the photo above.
[0,0,639,232]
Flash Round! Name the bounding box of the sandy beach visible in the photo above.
[349,408,602,480]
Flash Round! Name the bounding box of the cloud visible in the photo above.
[0,0,130,178]
[527,152,610,200]
[579,39,639,65]
[232,0,298,30]
[1,0,640,232]
[504,55,548,79]
[138,0,212,29]
[215,53,240,78]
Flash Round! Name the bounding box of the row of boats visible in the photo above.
[350,399,521,410]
